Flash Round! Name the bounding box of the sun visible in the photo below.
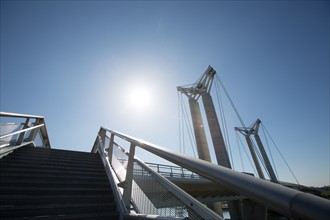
[128,85,152,111]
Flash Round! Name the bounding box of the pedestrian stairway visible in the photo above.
[0,144,119,219]
[1,112,329,220]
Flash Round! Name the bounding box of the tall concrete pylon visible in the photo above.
[188,98,212,162]
[235,119,278,182]
[178,66,242,220]
[202,92,232,168]
[177,65,231,168]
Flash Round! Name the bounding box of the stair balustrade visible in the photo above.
[0,112,51,157]
[93,127,330,220]
[93,127,223,220]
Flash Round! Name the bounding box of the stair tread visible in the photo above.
[0,146,119,219]
[0,202,117,218]
[0,164,105,173]
[0,167,106,175]
[0,194,114,205]
[1,155,102,164]
[0,202,116,210]
[0,211,119,220]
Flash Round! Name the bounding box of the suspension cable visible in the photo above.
[179,93,197,157]
[235,131,257,175]
[260,122,279,178]
[177,92,182,153]
[261,123,300,185]
[250,136,271,178]
[215,79,235,169]
[216,75,246,128]
[180,94,187,154]
[236,132,245,171]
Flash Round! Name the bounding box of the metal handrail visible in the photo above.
[0,124,44,139]
[0,112,44,119]
[135,157,220,219]
[102,127,330,220]
[145,162,201,179]
[93,135,128,220]
[0,112,51,150]
[93,128,222,220]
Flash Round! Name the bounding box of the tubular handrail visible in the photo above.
[0,112,45,119]
[145,162,201,179]
[102,127,330,220]
[0,124,44,139]
[93,128,222,220]
[93,135,128,220]
[0,112,51,150]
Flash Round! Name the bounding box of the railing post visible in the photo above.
[122,142,136,210]
[28,118,41,142]
[99,128,106,145]
[107,133,115,163]
[16,118,30,145]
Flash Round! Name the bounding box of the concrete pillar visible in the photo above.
[242,199,267,220]
[188,98,211,162]
[228,200,243,220]
[245,136,265,179]
[254,133,278,182]
[207,201,223,217]
[201,93,244,219]
[202,93,232,168]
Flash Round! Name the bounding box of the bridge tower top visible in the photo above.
[177,65,232,168]
[177,65,216,100]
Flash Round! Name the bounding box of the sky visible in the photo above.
[0,0,329,187]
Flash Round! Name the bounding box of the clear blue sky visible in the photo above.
[1,0,329,187]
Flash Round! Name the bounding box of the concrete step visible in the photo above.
[0,146,119,219]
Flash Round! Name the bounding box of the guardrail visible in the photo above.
[93,127,330,220]
[0,112,51,156]
[146,162,201,179]
[92,127,222,220]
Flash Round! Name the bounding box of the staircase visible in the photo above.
[0,145,119,219]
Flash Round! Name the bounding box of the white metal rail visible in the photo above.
[96,127,329,220]
[0,112,51,156]
[92,127,222,220]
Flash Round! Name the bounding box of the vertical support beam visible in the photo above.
[202,92,231,168]
[245,136,265,179]
[254,134,278,182]
[28,118,40,142]
[122,143,136,210]
[242,199,267,220]
[99,128,106,145]
[107,133,115,163]
[202,92,242,220]
[227,200,243,220]
[188,98,211,162]
[207,201,224,217]
[16,118,30,145]
[253,120,278,183]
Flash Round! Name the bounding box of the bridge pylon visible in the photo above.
[178,65,242,219]
[177,65,231,168]
[235,119,278,183]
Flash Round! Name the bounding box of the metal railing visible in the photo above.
[93,127,330,220]
[0,112,51,156]
[146,162,201,179]
[92,127,222,220]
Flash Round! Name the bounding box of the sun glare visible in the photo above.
[128,85,152,111]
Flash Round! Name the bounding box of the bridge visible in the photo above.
[1,112,329,220]
[0,67,329,219]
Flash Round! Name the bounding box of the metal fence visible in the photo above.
[0,112,51,157]
[93,127,330,220]
[146,162,201,179]
[92,128,222,220]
